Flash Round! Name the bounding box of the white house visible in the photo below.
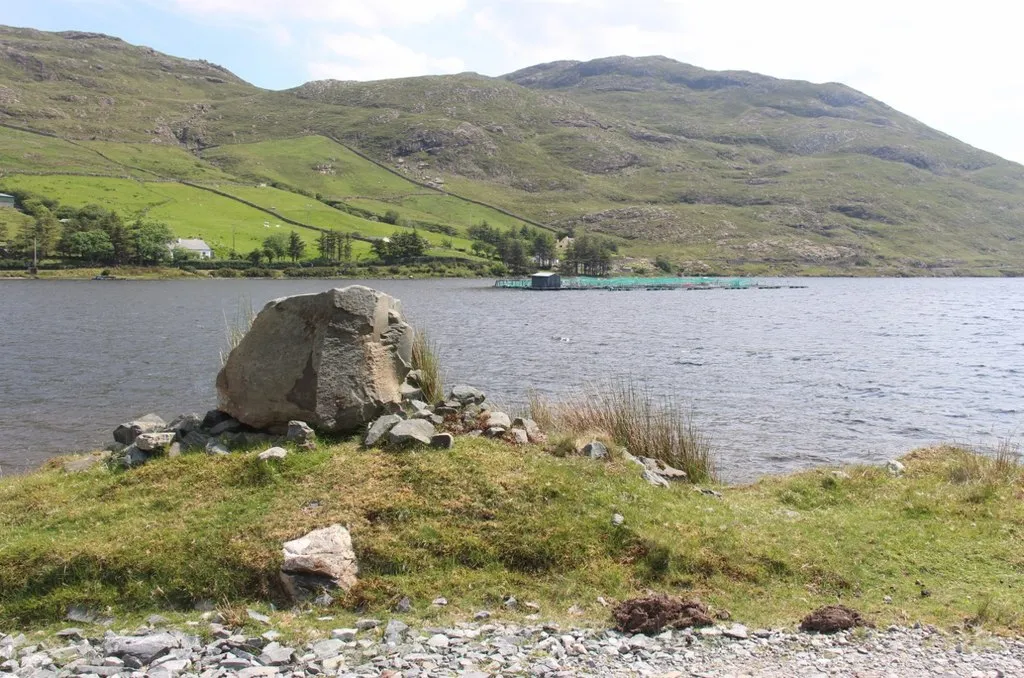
[170,238,213,259]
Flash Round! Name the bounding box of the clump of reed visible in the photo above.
[220,296,256,365]
[531,381,717,484]
[411,327,444,405]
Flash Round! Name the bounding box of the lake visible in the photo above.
[1,277,1021,480]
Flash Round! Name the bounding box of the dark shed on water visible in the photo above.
[531,272,561,290]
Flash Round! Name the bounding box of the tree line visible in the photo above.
[0,194,176,265]
[466,221,617,276]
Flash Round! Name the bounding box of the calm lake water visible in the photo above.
[1,278,1022,480]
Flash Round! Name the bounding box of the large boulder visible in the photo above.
[280,525,359,601]
[216,286,414,433]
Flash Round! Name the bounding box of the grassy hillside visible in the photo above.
[0,441,1021,632]
[3,26,1024,274]
[201,135,537,235]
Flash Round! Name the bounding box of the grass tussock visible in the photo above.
[221,296,256,365]
[531,381,717,483]
[410,327,444,404]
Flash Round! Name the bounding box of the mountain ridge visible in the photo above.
[2,25,1024,275]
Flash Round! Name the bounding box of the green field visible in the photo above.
[81,141,238,181]
[203,136,542,236]
[0,175,327,257]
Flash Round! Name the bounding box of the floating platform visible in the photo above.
[494,274,805,291]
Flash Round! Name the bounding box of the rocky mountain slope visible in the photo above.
[3,25,1024,274]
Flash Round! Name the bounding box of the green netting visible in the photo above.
[494,276,751,290]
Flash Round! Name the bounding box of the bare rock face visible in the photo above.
[280,524,358,601]
[216,286,413,433]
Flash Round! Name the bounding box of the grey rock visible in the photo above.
[311,638,344,659]
[611,513,625,526]
[257,447,288,461]
[429,433,454,449]
[512,418,542,442]
[201,409,233,430]
[485,411,512,429]
[384,620,408,645]
[285,421,316,447]
[330,629,357,641]
[639,456,687,480]
[393,596,412,613]
[426,634,449,649]
[113,414,166,445]
[723,624,749,639]
[405,370,423,386]
[432,597,448,606]
[104,633,178,664]
[582,441,608,459]
[399,383,423,402]
[509,428,530,445]
[71,666,122,676]
[54,629,84,640]
[387,419,435,446]
[166,442,182,458]
[354,619,380,631]
[164,413,202,436]
[484,426,507,438]
[135,432,176,452]
[247,609,271,624]
[408,399,429,412]
[448,384,485,405]
[886,459,906,476]
[205,440,230,456]
[217,286,413,433]
[180,430,210,452]
[364,414,403,447]
[120,444,149,468]
[235,668,278,678]
[280,524,358,601]
[473,611,491,620]
[641,469,670,487]
[208,418,243,436]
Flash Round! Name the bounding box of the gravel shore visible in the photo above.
[3,619,1023,677]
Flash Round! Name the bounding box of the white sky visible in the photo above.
[17,0,1024,163]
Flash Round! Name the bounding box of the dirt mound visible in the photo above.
[612,594,714,635]
[799,605,869,634]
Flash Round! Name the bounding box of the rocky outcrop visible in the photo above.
[280,525,358,601]
[217,286,413,434]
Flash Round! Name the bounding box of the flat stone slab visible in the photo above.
[387,418,435,445]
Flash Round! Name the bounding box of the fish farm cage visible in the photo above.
[494,274,756,291]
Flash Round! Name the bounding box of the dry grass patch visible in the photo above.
[531,381,716,483]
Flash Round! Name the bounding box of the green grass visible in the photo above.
[80,141,237,181]
[0,175,326,257]
[202,135,541,237]
[0,441,1020,633]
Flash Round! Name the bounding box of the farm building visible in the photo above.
[170,238,213,259]
[531,272,562,289]
[0,193,15,208]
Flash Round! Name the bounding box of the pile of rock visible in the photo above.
[96,411,316,470]
[3,620,1022,678]
[363,382,545,451]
